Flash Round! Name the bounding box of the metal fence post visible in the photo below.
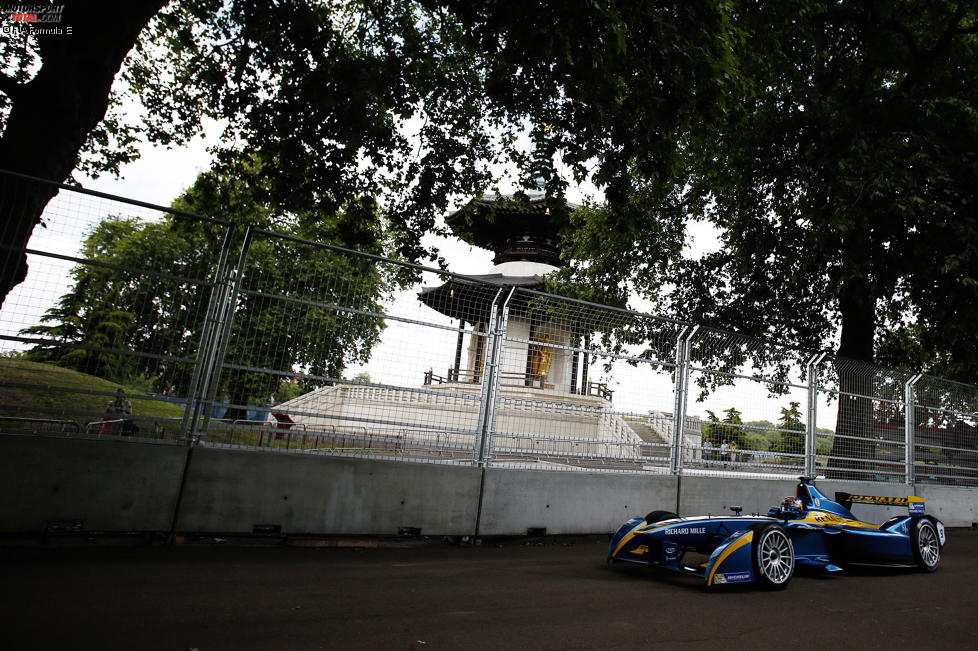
[484,288,516,467]
[192,227,255,438]
[473,288,504,467]
[904,374,923,485]
[181,225,236,439]
[671,326,697,475]
[805,352,827,477]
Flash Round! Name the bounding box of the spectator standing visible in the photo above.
[106,388,132,416]
[703,438,713,462]
[104,388,133,435]
[720,439,730,466]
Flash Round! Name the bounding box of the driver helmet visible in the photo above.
[781,496,804,512]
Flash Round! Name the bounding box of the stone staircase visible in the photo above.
[623,411,704,458]
[625,420,668,445]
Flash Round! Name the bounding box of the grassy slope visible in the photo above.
[0,359,299,447]
[0,359,187,425]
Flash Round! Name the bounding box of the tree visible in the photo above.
[770,402,805,458]
[1,0,739,308]
[21,216,150,382]
[702,407,747,450]
[24,166,393,409]
[561,1,978,477]
[0,1,167,306]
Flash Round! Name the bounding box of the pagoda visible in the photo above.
[418,191,605,397]
[270,144,652,462]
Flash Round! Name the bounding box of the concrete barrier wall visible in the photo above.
[2,435,976,536]
[916,485,978,528]
[679,476,793,517]
[0,434,187,533]
[479,469,677,536]
[175,446,483,536]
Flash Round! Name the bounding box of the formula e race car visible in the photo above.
[607,477,945,590]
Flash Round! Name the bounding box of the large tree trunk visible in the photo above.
[0,1,165,308]
[827,266,878,480]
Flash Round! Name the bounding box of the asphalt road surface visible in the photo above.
[4,531,977,650]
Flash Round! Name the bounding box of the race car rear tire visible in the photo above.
[750,524,794,590]
[645,510,678,524]
[911,518,940,572]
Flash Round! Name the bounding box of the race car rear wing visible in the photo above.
[835,492,926,515]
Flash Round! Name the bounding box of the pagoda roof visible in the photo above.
[418,273,546,324]
[445,192,576,255]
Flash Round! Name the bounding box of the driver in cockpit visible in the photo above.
[778,496,805,519]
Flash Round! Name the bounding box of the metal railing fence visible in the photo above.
[1,170,976,486]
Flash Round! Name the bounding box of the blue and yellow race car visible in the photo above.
[607,476,945,589]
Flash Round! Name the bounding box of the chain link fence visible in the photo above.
[0,171,235,444]
[2,170,976,486]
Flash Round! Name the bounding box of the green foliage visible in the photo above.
[770,401,805,456]
[2,0,745,316]
[122,0,488,263]
[702,407,746,449]
[23,166,393,405]
[9,1,977,419]
[560,1,978,387]
[703,406,833,458]
[539,1,978,473]
[116,1,739,265]
[273,379,308,406]
[815,434,834,457]
[23,216,147,379]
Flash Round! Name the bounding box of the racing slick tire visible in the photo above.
[911,518,941,572]
[750,523,795,590]
[645,510,678,524]
[642,510,684,564]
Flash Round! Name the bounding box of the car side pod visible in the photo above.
[705,523,795,590]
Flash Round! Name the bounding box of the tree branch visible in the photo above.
[0,73,23,102]
[900,5,973,93]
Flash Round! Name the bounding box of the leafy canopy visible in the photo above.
[113,0,738,261]
[559,0,978,385]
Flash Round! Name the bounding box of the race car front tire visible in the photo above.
[911,518,941,572]
[750,523,795,590]
[645,510,678,524]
